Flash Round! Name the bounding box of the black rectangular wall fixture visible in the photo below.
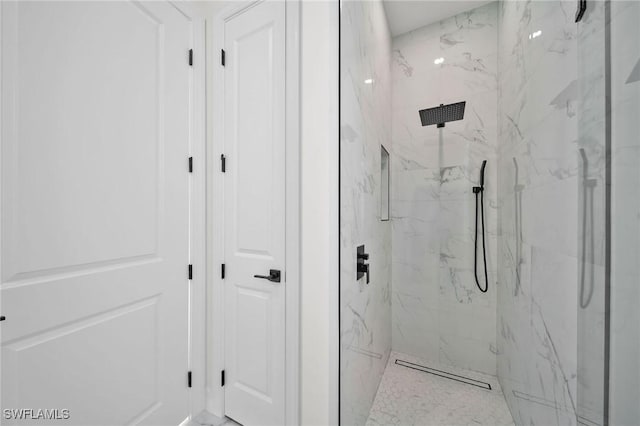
[356,245,370,284]
[419,101,466,128]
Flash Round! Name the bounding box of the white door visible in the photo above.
[223,1,286,425]
[0,2,192,425]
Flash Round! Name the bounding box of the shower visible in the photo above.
[418,101,466,128]
[419,101,489,292]
[473,160,488,293]
[339,0,637,423]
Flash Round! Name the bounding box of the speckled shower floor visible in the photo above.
[365,352,515,426]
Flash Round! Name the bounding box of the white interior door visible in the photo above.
[1,2,192,424]
[223,1,286,425]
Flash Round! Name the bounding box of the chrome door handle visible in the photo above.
[254,269,281,283]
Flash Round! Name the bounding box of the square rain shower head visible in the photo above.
[419,101,466,128]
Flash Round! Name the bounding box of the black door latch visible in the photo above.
[254,269,281,283]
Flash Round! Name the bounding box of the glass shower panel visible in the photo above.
[577,1,607,425]
[610,1,640,423]
[577,1,640,424]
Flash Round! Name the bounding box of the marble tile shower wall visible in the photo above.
[497,1,582,424]
[340,1,393,425]
[390,2,499,376]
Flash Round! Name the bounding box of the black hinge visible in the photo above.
[0,316,5,322]
[221,370,225,387]
[221,154,226,173]
[188,157,193,173]
[189,49,193,66]
[188,264,193,280]
[221,264,226,279]
[188,371,192,388]
[221,49,225,66]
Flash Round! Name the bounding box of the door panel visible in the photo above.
[1,2,191,424]
[223,2,286,425]
[2,0,160,280]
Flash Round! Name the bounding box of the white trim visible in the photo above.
[298,3,339,423]
[0,2,5,412]
[208,1,301,423]
[190,13,208,421]
[328,2,340,423]
[170,1,207,419]
[208,3,226,416]
[285,0,301,424]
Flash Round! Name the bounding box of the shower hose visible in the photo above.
[474,160,489,293]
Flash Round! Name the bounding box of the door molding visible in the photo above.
[208,1,300,423]
[169,1,207,421]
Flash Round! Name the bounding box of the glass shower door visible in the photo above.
[578,1,640,424]
[577,1,607,424]
[609,1,640,423]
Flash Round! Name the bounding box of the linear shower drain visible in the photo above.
[395,359,492,390]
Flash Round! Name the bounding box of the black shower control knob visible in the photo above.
[0,316,5,322]
[356,244,371,284]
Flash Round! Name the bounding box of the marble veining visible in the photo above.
[390,2,499,377]
[341,1,623,425]
[496,0,595,425]
[341,1,393,425]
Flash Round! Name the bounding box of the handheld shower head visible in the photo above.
[474,159,488,293]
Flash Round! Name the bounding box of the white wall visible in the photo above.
[300,2,339,425]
